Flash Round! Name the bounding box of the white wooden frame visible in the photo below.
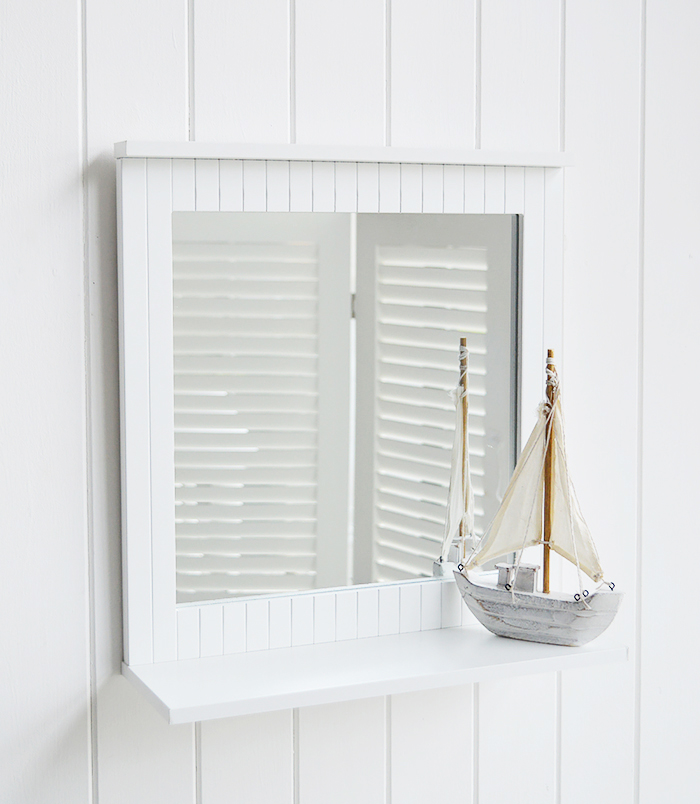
[117,144,564,667]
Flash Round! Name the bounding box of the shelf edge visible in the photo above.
[123,628,627,724]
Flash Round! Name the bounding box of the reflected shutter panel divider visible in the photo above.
[313,204,353,590]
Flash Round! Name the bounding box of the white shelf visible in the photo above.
[113,141,570,167]
[123,626,626,724]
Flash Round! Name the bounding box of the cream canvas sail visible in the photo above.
[464,392,604,583]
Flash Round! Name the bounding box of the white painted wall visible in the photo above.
[2,1,698,801]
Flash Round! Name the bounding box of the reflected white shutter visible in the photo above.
[374,246,488,581]
[172,213,351,603]
[173,240,320,601]
[354,215,515,585]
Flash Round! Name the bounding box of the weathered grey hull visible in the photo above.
[454,571,622,647]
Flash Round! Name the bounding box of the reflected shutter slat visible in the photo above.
[373,245,491,582]
[173,238,320,600]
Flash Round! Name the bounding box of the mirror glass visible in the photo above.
[172,212,518,603]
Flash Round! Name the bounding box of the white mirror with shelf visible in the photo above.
[117,143,564,669]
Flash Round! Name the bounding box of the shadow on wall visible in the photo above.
[87,152,125,678]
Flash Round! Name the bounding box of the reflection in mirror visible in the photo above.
[172,212,518,603]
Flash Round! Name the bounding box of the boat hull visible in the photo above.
[454,571,622,647]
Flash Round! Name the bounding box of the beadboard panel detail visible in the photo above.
[118,155,560,663]
[174,579,468,660]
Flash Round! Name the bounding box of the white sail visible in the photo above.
[464,406,546,568]
[439,347,474,562]
[549,407,604,582]
[465,395,604,583]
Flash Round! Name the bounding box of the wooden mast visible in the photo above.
[542,349,556,593]
[458,337,468,557]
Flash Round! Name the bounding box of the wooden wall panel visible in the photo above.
[290,161,313,211]
[559,1,642,801]
[200,710,293,804]
[267,160,291,210]
[84,0,194,800]
[641,2,700,800]
[358,162,380,212]
[379,163,401,212]
[243,159,267,210]
[173,159,197,211]
[96,678,195,804]
[194,158,220,210]
[219,160,244,211]
[335,162,358,211]
[200,605,224,657]
[443,164,466,213]
[400,163,422,212]
[478,674,557,803]
[0,1,90,800]
[422,164,444,212]
[194,0,290,143]
[561,665,634,804]
[484,165,505,212]
[520,168,546,436]
[391,686,474,803]
[463,166,486,213]
[298,698,386,804]
[270,597,293,649]
[336,590,359,640]
[391,0,477,148]
[312,160,335,210]
[246,599,270,652]
[178,608,200,660]
[295,0,385,146]
[481,0,561,152]
[543,167,564,360]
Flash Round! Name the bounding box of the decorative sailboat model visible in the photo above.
[441,343,622,647]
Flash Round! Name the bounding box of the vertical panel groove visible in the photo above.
[145,165,156,663]
[385,0,392,146]
[188,0,195,140]
[195,722,202,804]
[386,696,392,804]
[80,0,97,793]
[473,682,480,804]
[634,3,647,802]
[475,0,482,149]
[289,0,296,143]
[559,0,566,152]
[555,671,562,803]
[293,708,300,804]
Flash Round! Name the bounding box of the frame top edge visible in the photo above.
[114,141,571,167]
